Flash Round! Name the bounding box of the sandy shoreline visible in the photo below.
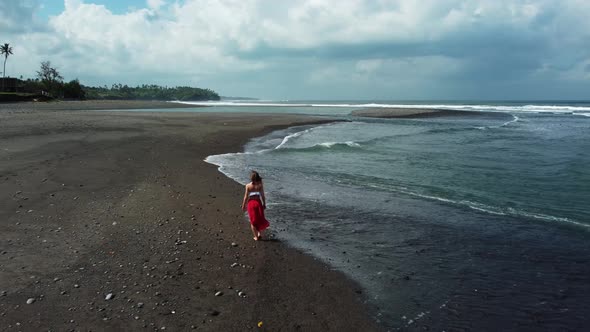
[0,102,379,330]
[0,99,203,112]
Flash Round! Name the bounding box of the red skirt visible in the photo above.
[247,198,270,231]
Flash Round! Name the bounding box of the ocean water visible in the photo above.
[202,101,590,331]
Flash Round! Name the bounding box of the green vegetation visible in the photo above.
[0,91,51,102]
[1,43,13,79]
[36,61,66,97]
[84,84,220,101]
[63,79,86,99]
[1,43,14,92]
[1,50,220,101]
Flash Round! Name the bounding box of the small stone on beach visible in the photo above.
[214,291,223,297]
[26,298,35,304]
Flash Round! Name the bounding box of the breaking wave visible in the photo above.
[174,100,590,115]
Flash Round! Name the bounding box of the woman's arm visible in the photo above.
[261,184,266,208]
[241,185,249,211]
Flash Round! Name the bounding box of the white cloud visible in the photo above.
[146,0,165,10]
[1,0,589,98]
[46,0,264,82]
[64,0,82,11]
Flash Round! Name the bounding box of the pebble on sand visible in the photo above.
[26,298,35,304]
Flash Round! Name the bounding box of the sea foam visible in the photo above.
[174,100,590,114]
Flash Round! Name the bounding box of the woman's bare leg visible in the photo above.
[250,224,259,241]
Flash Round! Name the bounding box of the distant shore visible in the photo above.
[1,101,492,119]
[0,99,204,112]
[0,105,379,330]
[352,107,489,118]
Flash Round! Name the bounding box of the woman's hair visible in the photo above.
[250,170,262,183]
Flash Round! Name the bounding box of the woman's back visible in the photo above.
[242,171,269,241]
[247,182,262,197]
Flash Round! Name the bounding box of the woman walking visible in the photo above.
[241,171,270,241]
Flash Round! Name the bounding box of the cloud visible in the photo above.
[146,0,165,10]
[0,0,46,34]
[47,0,265,80]
[1,0,590,99]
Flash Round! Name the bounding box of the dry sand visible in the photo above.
[0,101,379,331]
[0,100,200,112]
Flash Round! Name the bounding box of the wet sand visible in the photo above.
[0,102,379,331]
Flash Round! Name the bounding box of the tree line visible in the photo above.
[84,84,220,101]
[1,43,220,101]
[16,61,220,101]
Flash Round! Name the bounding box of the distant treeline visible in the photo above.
[1,61,220,102]
[85,84,220,101]
[4,78,220,102]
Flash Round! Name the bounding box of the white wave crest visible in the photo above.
[173,100,590,114]
[274,128,313,149]
[273,124,337,149]
[501,114,520,127]
[476,114,520,130]
[424,195,588,228]
[368,183,588,229]
[318,141,361,148]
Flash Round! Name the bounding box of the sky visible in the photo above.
[1,0,590,100]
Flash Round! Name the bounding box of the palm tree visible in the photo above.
[1,43,13,91]
[1,43,13,78]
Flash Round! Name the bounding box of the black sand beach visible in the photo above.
[0,101,379,331]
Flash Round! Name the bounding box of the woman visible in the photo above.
[241,171,270,241]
